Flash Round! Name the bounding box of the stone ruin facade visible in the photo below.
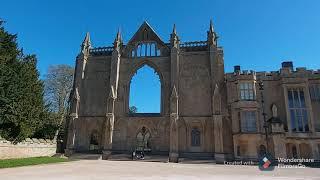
[65,21,320,163]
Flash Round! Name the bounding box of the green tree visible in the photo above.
[33,108,59,139]
[129,106,138,114]
[0,20,47,142]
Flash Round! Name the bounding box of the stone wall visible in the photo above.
[0,137,56,159]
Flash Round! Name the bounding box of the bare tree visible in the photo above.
[44,64,74,140]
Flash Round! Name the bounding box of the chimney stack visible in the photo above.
[281,61,293,71]
[234,65,241,73]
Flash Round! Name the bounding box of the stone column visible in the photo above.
[102,87,116,160]
[102,113,114,159]
[64,32,89,156]
[213,115,227,163]
[270,118,286,159]
[65,87,80,157]
[169,86,179,162]
[212,84,228,163]
[102,30,121,159]
[169,25,180,163]
[65,116,77,157]
[169,114,179,162]
[64,33,88,156]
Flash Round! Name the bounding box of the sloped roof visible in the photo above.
[127,21,165,46]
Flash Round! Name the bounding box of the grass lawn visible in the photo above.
[0,156,69,169]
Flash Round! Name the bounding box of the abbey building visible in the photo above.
[65,21,320,163]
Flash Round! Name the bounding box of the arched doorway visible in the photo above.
[191,128,201,147]
[136,127,151,152]
[189,127,201,152]
[89,130,99,151]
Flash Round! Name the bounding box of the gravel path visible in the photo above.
[0,160,319,180]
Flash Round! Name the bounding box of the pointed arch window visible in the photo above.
[131,42,161,58]
[129,64,161,114]
[150,43,156,56]
[191,128,200,146]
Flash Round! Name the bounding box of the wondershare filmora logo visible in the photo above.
[259,153,275,171]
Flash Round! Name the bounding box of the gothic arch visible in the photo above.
[127,60,164,84]
[127,60,164,114]
[135,126,152,138]
[134,126,152,151]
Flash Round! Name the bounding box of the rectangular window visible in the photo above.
[241,111,257,132]
[309,84,320,102]
[239,82,255,100]
[287,88,309,132]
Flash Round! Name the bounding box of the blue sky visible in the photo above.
[129,65,161,112]
[2,0,320,112]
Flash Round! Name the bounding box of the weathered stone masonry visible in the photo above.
[0,137,56,159]
[65,21,320,162]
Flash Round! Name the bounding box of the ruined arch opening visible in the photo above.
[89,130,99,151]
[129,64,161,115]
[136,126,151,152]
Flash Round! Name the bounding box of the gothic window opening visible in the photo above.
[131,42,161,58]
[151,43,156,56]
[239,82,255,100]
[241,111,257,132]
[287,88,309,132]
[191,128,200,146]
[129,64,161,114]
[131,50,135,57]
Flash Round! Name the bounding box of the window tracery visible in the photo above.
[130,42,161,58]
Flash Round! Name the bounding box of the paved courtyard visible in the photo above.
[0,160,319,180]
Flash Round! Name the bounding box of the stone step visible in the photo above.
[68,153,102,160]
[109,154,131,160]
[109,154,169,162]
[179,158,216,164]
[179,152,214,160]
